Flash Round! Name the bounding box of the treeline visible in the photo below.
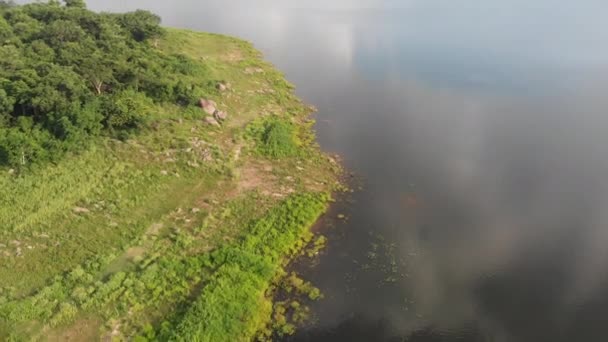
[0,0,209,167]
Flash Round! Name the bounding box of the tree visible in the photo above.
[117,10,164,42]
[64,0,86,9]
[103,89,152,129]
[0,118,52,167]
[0,2,206,167]
[0,1,16,9]
[0,88,14,127]
[0,88,15,116]
[0,16,14,44]
[82,52,115,95]
[43,19,86,45]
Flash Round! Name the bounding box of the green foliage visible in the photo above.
[0,26,339,341]
[64,0,86,9]
[116,10,164,42]
[0,2,207,167]
[0,121,54,166]
[103,89,153,129]
[49,302,78,327]
[0,194,329,340]
[167,193,329,341]
[246,117,300,158]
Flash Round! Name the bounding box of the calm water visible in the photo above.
[89,1,608,340]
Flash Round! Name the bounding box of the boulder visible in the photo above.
[204,116,220,127]
[199,99,217,115]
[214,110,228,121]
[216,82,231,92]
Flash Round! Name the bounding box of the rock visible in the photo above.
[244,67,264,74]
[199,99,217,115]
[73,207,90,214]
[216,82,232,92]
[199,98,216,108]
[216,82,230,92]
[214,110,228,121]
[204,104,216,115]
[204,116,220,127]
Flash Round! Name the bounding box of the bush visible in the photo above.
[0,124,53,166]
[103,89,153,129]
[49,302,78,327]
[246,117,299,158]
[167,193,329,341]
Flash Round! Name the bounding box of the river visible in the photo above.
[87,1,608,341]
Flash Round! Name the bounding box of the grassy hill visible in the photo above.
[0,16,339,342]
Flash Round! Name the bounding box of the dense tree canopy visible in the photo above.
[0,0,209,167]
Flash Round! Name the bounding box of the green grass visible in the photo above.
[166,193,328,342]
[0,28,339,341]
[245,116,301,159]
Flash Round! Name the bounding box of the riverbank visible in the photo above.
[0,28,340,340]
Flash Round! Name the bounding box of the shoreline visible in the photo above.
[0,27,340,340]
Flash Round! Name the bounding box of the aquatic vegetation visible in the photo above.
[306,235,328,258]
[256,271,322,341]
[357,232,409,286]
[166,193,329,341]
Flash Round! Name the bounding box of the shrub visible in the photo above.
[103,89,153,129]
[246,117,299,158]
[49,302,78,327]
[167,193,329,341]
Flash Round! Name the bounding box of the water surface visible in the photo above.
[87,1,608,340]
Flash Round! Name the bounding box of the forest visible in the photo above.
[0,0,208,167]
